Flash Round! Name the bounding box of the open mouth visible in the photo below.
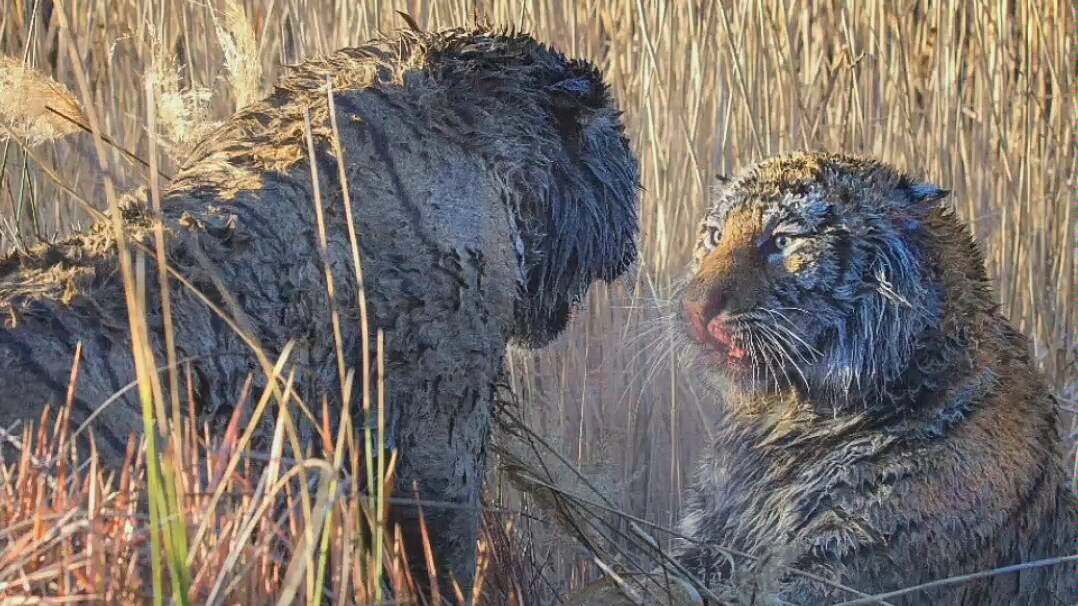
[686,309,751,368]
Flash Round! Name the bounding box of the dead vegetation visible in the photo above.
[0,396,550,605]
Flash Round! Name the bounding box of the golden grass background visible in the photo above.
[0,0,1074,603]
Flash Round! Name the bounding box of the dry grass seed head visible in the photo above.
[0,56,85,146]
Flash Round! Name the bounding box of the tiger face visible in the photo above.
[679,152,950,402]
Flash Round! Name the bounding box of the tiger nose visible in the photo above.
[684,302,707,342]
[684,291,726,343]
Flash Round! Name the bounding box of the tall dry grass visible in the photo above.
[0,0,1074,604]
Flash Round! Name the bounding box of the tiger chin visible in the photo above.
[664,152,1077,605]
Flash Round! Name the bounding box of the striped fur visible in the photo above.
[672,153,1076,605]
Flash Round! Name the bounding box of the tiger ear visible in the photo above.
[904,182,950,204]
[708,173,733,209]
[548,76,596,100]
[894,178,950,231]
[896,173,950,206]
[546,65,609,151]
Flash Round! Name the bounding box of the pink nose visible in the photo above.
[684,303,710,343]
[685,303,749,360]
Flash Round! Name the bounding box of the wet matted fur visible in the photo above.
[0,27,640,602]
[669,152,1076,605]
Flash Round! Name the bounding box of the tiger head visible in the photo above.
[679,152,959,406]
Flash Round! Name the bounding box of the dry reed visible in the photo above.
[0,55,84,146]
